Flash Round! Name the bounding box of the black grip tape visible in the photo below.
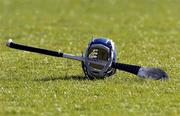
[112,63,141,75]
[9,42,63,57]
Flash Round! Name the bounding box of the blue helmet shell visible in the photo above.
[89,38,116,63]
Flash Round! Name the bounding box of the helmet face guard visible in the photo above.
[82,38,116,79]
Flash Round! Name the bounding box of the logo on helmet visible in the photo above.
[89,49,98,59]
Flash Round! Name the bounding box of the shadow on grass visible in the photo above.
[117,76,163,84]
[34,75,88,82]
[119,77,148,82]
[34,75,151,82]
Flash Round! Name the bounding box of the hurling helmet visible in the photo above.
[82,38,116,79]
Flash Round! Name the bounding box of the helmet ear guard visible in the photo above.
[81,38,116,79]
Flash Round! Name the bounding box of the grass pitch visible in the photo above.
[0,0,180,115]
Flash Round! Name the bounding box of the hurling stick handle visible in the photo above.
[112,62,141,75]
[7,39,64,57]
[6,39,83,62]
